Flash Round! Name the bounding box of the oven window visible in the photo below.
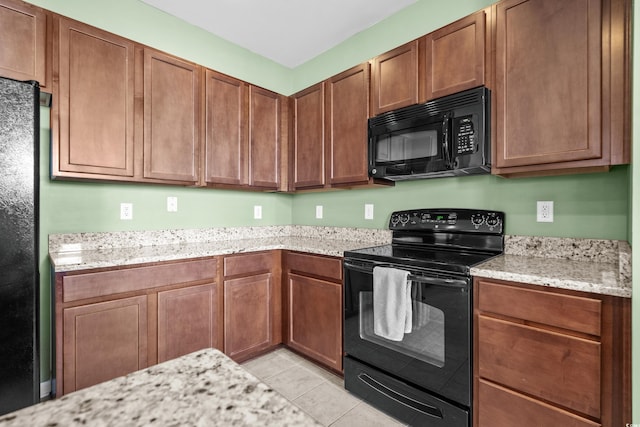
[374,129,439,162]
[358,289,445,367]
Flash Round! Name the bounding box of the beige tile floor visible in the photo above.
[241,348,406,426]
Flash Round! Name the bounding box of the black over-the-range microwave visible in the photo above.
[368,86,490,181]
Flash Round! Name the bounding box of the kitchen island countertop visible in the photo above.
[0,348,320,427]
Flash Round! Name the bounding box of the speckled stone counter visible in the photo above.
[49,226,391,272]
[471,236,632,298]
[0,348,320,427]
[49,227,631,297]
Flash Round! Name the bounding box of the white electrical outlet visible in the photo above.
[167,196,178,212]
[315,205,323,219]
[120,203,133,220]
[537,201,554,222]
[364,204,374,220]
[254,205,262,219]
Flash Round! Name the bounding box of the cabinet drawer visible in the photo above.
[223,251,274,277]
[478,315,601,418]
[63,258,217,302]
[477,379,601,427]
[285,252,342,281]
[477,280,601,336]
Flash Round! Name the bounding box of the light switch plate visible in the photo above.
[364,204,374,220]
[167,196,178,212]
[254,205,262,219]
[315,205,323,219]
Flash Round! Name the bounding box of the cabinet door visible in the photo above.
[53,17,135,178]
[204,69,248,186]
[63,295,148,394]
[0,0,48,86]
[143,48,200,183]
[494,0,602,169]
[157,283,220,363]
[326,63,370,187]
[287,273,342,371]
[224,273,274,360]
[371,40,419,116]
[422,11,485,101]
[292,82,325,189]
[248,86,281,189]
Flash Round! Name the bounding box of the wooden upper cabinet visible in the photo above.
[52,17,135,179]
[292,82,325,189]
[203,69,248,186]
[371,40,419,116]
[326,63,370,186]
[0,0,48,87]
[493,0,630,176]
[248,86,282,189]
[421,10,486,101]
[142,48,200,183]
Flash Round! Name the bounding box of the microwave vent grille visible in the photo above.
[369,86,487,128]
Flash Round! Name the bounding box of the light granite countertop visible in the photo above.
[49,226,391,272]
[0,348,320,427]
[49,226,631,298]
[470,235,632,298]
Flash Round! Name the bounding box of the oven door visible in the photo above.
[343,258,471,407]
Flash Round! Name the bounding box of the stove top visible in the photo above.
[344,244,500,275]
[344,208,505,276]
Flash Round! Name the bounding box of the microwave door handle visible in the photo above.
[442,113,452,167]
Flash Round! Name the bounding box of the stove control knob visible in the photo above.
[399,213,410,225]
[486,215,500,227]
[471,213,485,227]
[390,214,400,226]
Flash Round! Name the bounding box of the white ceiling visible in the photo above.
[140,0,417,68]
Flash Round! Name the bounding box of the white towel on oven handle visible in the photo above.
[373,266,412,341]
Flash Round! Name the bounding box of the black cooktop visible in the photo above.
[344,208,505,276]
[344,244,500,275]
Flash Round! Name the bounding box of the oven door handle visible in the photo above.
[409,275,468,289]
[357,372,444,419]
[344,261,468,289]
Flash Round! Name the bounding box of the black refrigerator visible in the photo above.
[0,76,40,415]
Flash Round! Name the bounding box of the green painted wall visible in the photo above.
[23,0,636,413]
[292,168,630,240]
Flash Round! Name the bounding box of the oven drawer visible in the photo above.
[344,357,469,427]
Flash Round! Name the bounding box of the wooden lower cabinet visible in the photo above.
[62,295,148,394]
[55,258,220,396]
[477,380,601,427]
[473,278,631,427]
[222,251,281,361]
[284,252,343,372]
[157,283,219,363]
[224,274,274,360]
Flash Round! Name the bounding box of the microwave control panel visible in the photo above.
[454,115,476,155]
